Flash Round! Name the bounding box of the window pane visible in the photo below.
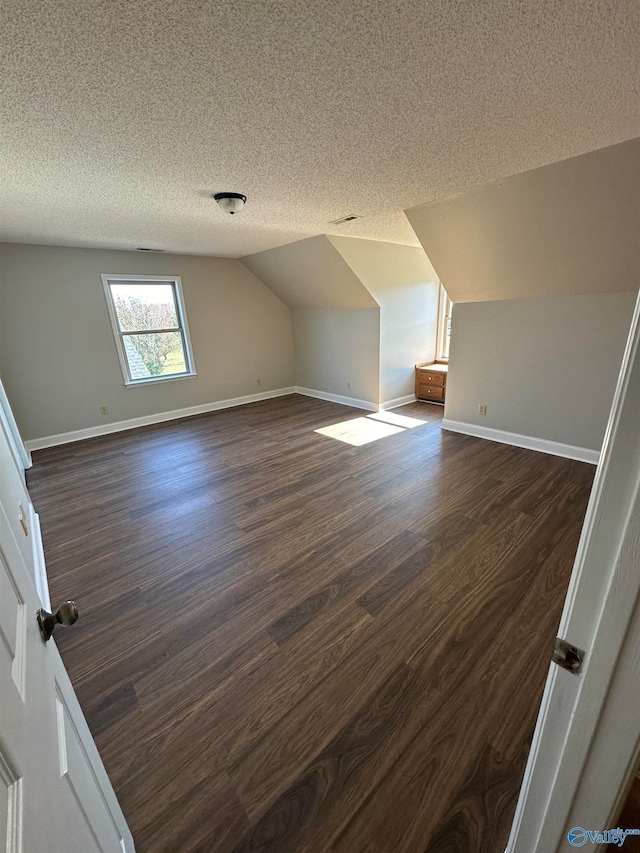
[442,315,451,359]
[110,283,179,331]
[437,285,452,360]
[122,332,187,379]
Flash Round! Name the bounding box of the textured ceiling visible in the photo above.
[1,1,639,257]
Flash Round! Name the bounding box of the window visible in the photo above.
[436,284,453,360]
[101,275,196,385]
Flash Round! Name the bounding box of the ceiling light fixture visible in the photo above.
[213,192,247,215]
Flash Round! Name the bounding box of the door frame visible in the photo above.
[0,378,31,476]
[506,287,640,851]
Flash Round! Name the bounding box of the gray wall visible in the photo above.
[292,308,380,404]
[0,243,294,440]
[329,237,439,402]
[445,292,638,451]
[244,234,441,404]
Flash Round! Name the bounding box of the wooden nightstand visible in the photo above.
[415,362,448,404]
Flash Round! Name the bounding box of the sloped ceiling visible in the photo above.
[241,235,377,309]
[406,139,640,303]
[242,234,439,310]
[328,237,439,304]
[1,1,639,256]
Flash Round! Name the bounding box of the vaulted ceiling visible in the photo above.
[242,236,377,309]
[1,1,638,257]
[407,139,640,303]
[242,235,438,309]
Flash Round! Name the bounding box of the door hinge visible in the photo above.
[552,637,585,675]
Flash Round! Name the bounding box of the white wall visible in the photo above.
[329,237,439,402]
[445,292,637,452]
[0,243,294,441]
[292,309,380,405]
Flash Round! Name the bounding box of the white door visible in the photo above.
[506,288,640,851]
[0,414,134,852]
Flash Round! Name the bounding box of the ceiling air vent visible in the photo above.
[329,214,359,225]
[136,247,165,252]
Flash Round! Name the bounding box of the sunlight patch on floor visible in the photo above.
[314,411,428,446]
[368,411,427,429]
[314,417,404,446]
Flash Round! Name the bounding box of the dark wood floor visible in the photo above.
[610,769,640,852]
[27,395,595,853]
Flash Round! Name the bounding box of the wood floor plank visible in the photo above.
[98,631,283,790]
[224,511,543,824]
[333,500,587,852]
[357,512,478,616]
[266,529,426,645]
[422,742,526,853]
[118,765,249,853]
[26,395,594,852]
[231,664,426,853]
[82,681,140,738]
[227,620,426,822]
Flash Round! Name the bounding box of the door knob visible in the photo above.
[37,601,79,642]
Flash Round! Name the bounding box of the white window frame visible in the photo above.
[101,274,197,386]
[436,283,453,361]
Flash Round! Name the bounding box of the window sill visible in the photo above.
[124,372,198,388]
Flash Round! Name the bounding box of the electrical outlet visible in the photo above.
[256,378,262,386]
[100,406,109,415]
[347,382,352,390]
[478,404,487,416]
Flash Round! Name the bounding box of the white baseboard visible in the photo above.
[296,389,417,413]
[294,386,378,412]
[379,394,417,411]
[25,387,297,451]
[25,387,459,453]
[441,418,600,465]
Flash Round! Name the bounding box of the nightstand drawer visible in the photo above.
[417,383,445,402]
[418,371,446,387]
